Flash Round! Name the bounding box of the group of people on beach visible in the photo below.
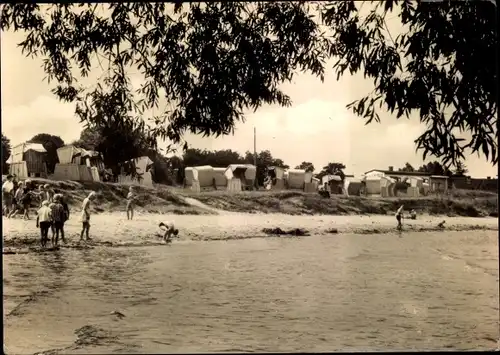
[3,175,178,248]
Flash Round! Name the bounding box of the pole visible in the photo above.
[253,127,258,189]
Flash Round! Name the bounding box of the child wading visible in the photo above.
[395,205,404,230]
[50,194,67,246]
[36,200,52,247]
[126,186,137,220]
[80,191,96,241]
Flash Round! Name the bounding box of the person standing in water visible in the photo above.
[50,194,66,246]
[80,191,96,242]
[36,200,52,247]
[126,186,137,220]
[395,205,404,230]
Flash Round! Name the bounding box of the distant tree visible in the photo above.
[295,161,315,172]
[182,148,245,168]
[417,161,452,176]
[1,133,11,174]
[454,161,468,176]
[244,150,289,186]
[73,124,158,178]
[398,163,415,173]
[28,133,65,174]
[316,162,346,181]
[2,2,496,169]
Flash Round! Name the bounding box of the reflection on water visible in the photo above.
[3,231,499,354]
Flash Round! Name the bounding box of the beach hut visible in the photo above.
[117,156,154,186]
[305,176,320,193]
[266,166,286,190]
[184,167,195,187]
[224,164,257,191]
[344,178,363,196]
[8,142,48,179]
[363,176,382,195]
[286,169,313,190]
[380,176,396,197]
[429,175,449,193]
[53,145,104,182]
[213,167,227,189]
[326,175,344,194]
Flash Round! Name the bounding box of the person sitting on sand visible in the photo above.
[410,209,417,220]
[157,222,179,244]
[50,194,67,246]
[80,191,96,242]
[395,205,404,230]
[126,186,137,220]
[36,200,52,248]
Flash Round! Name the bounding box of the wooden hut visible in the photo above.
[8,143,48,179]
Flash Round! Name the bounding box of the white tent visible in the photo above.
[363,176,382,195]
[287,169,312,189]
[213,167,227,187]
[268,166,285,180]
[8,143,46,163]
[224,164,256,189]
[118,156,154,186]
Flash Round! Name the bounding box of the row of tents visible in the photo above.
[7,142,154,185]
[183,165,323,193]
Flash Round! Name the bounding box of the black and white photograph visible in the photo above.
[1,1,498,353]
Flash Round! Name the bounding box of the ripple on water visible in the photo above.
[3,230,499,354]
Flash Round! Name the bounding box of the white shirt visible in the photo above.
[2,181,14,194]
[37,206,52,222]
[395,206,404,217]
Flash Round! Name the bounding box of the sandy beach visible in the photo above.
[3,212,498,252]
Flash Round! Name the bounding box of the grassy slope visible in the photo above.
[27,179,498,217]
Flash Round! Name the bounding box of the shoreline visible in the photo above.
[2,212,498,254]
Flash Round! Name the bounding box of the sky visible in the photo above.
[1,8,497,178]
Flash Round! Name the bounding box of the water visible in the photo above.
[3,231,499,354]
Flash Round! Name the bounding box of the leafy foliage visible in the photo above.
[1,134,12,174]
[244,150,289,186]
[0,3,326,147]
[416,161,452,176]
[316,162,346,181]
[183,148,246,168]
[398,162,415,172]
[295,161,315,172]
[1,1,496,167]
[28,133,65,173]
[322,0,497,167]
[453,161,468,177]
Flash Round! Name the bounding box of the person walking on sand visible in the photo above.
[8,181,25,218]
[126,186,137,220]
[80,191,96,242]
[2,174,14,216]
[395,204,404,230]
[36,200,52,248]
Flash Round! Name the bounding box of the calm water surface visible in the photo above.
[3,231,499,354]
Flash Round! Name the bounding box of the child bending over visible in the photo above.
[158,222,179,244]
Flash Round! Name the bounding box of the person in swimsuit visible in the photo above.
[157,222,179,244]
[2,174,14,216]
[395,205,404,230]
[126,186,137,220]
[80,191,96,241]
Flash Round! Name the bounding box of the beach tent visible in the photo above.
[117,156,154,186]
[286,169,312,190]
[224,164,256,190]
[380,176,396,197]
[213,167,227,188]
[267,166,285,180]
[184,167,195,186]
[8,142,48,178]
[363,176,382,195]
[344,178,363,196]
